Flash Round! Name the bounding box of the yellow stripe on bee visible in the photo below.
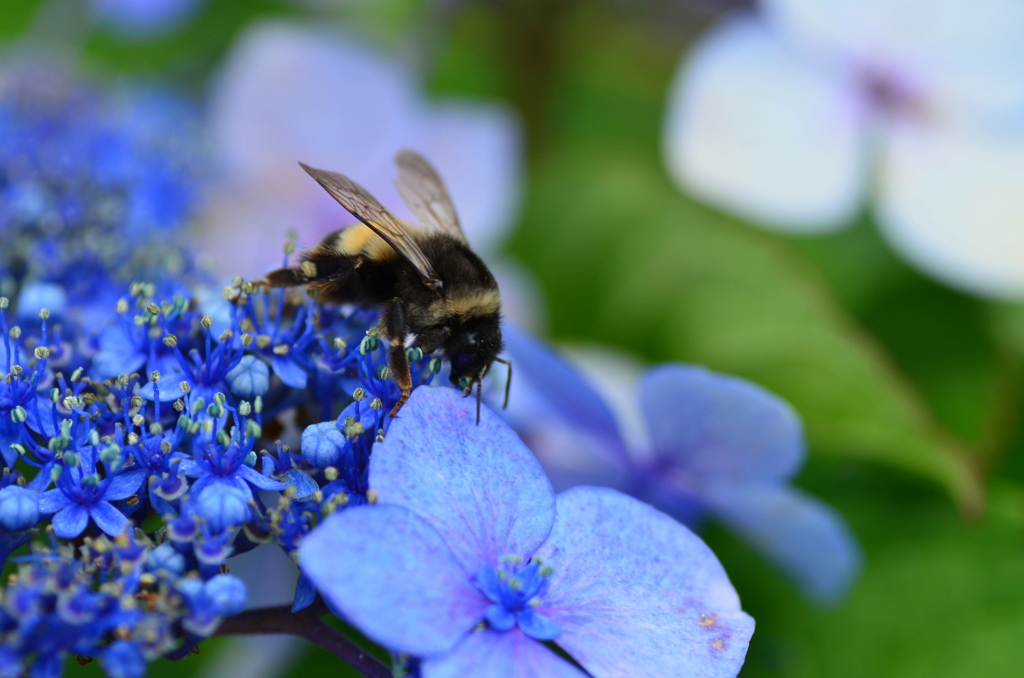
[438,289,500,318]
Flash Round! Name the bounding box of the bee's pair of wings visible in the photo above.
[299,150,464,291]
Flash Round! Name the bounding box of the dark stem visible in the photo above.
[215,602,392,678]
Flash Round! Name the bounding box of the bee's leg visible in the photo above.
[382,299,413,417]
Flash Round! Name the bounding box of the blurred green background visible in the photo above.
[6,0,1024,676]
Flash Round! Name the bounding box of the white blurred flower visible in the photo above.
[200,21,524,282]
[663,0,1024,298]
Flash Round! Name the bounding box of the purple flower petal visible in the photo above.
[52,504,90,538]
[37,489,71,514]
[701,482,861,604]
[370,386,555,576]
[299,504,486,656]
[535,487,754,678]
[640,364,803,481]
[503,324,624,448]
[422,628,587,678]
[104,468,146,501]
[90,501,128,536]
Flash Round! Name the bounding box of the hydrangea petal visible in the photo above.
[664,15,868,231]
[415,102,522,253]
[422,628,587,678]
[90,501,128,536]
[640,364,804,481]
[203,20,521,278]
[51,504,89,539]
[298,504,486,656]
[0,418,20,469]
[877,121,1024,297]
[701,482,861,604]
[369,387,555,576]
[764,0,1024,120]
[104,468,146,501]
[535,487,754,678]
[270,356,307,389]
[502,324,624,451]
[37,489,71,514]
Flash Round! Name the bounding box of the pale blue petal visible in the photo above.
[702,482,861,604]
[423,628,587,678]
[534,487,754,678]
[298,504,486,656]
[90,324,146,379]
[640,364,803,481]
[502,324,624,447]
[52,504,90,538]
[104,468,146,501]
[369,386,555,576]
[90,501,128,536]
[37,489,71,514]
[271,356,307,389]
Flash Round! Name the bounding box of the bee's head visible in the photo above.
[443,315,502,393]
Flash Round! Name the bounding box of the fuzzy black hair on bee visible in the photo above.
[262,150,510,422]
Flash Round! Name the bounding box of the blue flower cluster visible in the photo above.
[0,68,204,328]
[0,278,437,676]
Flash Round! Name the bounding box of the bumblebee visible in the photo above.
[264,150,509,421]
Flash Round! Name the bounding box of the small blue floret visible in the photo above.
[204,574,247,616]
[194,483,250,532]
[225,355,270,399]
[16,282,67,320]
[145,542,186,576]
[0,486,39,532]
[301,422,346,468]
[101,641,146,678]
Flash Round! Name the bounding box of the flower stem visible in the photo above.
[215,603,392,678]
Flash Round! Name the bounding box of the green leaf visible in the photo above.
[710,475,1024,678]
[511,150,981,511]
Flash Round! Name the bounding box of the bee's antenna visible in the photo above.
[475,379,483,425]
[495,358,513,410]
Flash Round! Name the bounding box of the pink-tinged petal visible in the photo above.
[701,482,861,605]
[414,102,523,254]
[298,504,487,657]
[877,121,1024,298]
[640,364,804,481]
[664,15,868,231]
[423,628,587,678]
[90,501,128,536]
[764,0,1024,121]
[369,386,555,576]
[535,487,753,678]
[51,504,89,538]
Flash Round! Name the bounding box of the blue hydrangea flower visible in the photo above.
[300,387,754,677]
[501,325,861,604]
[0,69,204,330]
[37,450,146,538]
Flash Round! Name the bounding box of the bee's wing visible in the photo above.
[299,162,443,290]
[393,149,468,244]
